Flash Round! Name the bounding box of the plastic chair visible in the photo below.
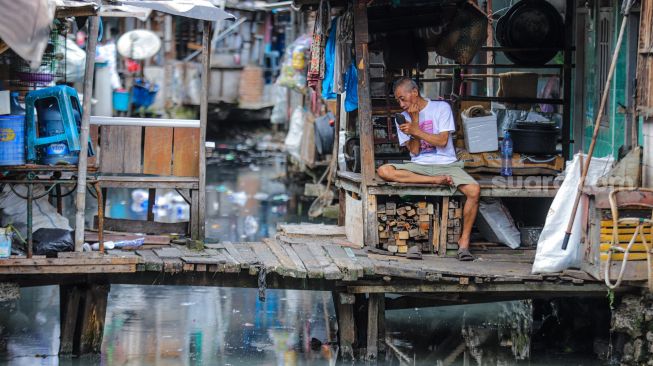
[25,85,83,162]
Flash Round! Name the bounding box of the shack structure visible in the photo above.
[1,0,653,362]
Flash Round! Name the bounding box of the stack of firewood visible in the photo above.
[446,199,463,251]
[377,201,439,254]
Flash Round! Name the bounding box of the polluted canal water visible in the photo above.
[0,142,614,365]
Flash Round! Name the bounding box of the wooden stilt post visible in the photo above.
[377,293,386,354]
[354,0,378,248]
[59,284,110,356]
[77,284,110,355]
[59,285,82,355]
[336,292,356,360]
[198,21,211,242]
[366,293,385,360]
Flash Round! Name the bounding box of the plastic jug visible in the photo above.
[0,228,11,258]
[501,131,513,177]
[9,92,25,115]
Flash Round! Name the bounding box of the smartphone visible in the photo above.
[395,113,406,125]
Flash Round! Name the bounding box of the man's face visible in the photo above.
[394,85,418,112]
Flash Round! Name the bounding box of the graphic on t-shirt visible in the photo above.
[394,99,457,165]
[419,119,436,153]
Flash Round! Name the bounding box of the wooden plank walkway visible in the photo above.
[0,225,623,297]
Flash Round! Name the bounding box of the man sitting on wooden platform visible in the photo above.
[377,77,480,261]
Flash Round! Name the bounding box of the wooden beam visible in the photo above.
[353,0,372,182]
[439,196,449,256]
[354,0,378,248]
[347,282,614,294]
[199,21,211,242]
[561,0,574,160]
[94,216,188,235]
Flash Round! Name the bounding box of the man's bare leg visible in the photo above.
[457,183,480,250]
[377,164,453,185]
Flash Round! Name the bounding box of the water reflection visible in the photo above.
[205,151,290,242]
[102,286,336,366]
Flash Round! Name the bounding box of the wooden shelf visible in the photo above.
[336,171,559,198]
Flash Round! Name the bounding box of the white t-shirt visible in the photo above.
[395,99,457,165]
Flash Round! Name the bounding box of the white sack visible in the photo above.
[532,153,613,274]
[284,107,305,161]
[0,185,72,238]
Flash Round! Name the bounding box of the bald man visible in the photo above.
[377,77,480,261]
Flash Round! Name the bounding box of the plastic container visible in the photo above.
[501,131,513,177]
[509,121,559,155]
[0,228,11,258]
[36,99,80,165]
[10,92,25,115]
[132,79,159,108]
[519,225,543,247]
[112,89,130,112]
[0,90,9,114]
[462,111,498,153]
[0,114,26,166]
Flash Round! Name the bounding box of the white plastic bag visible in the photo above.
[284,107,305,161]
[532,153,613,274]
[270,83,288,125]
[0,185,71,237]
[477,198,521,249]
[61,38,86,83]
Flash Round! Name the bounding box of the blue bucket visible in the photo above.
[0,115,25,166]
[132,79,159,108]
[113,90,130,112]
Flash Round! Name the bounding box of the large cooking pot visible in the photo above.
[495,0,564,65]
[508,121,559,155]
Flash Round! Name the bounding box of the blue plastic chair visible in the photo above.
[25,85,91,162]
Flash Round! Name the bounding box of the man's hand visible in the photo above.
[399,122,420,136]
[407,102,420,116]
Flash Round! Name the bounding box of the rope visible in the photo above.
[604,188,653,291]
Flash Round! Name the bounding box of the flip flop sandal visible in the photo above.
[406,246,422,260]
[457,248,474,261]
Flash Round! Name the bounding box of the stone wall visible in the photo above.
[611,293,653,365]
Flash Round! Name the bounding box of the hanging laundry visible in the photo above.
[344,61,358,112]
[334,5,353,93]
[307,0,330,90]
[321,17,338,100]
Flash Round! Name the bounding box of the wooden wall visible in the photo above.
[638,0,653,186]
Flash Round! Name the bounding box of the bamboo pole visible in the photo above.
[74,16,99,252]
[562,1,634,250]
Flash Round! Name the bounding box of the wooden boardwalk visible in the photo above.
[0,224,623,299]
[0,224,637,360]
